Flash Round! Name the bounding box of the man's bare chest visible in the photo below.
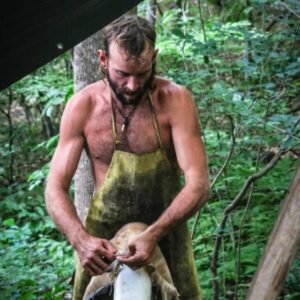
[84,102,170,167]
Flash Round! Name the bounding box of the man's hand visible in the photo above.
[74,231,117,276]
[117,231,157,269]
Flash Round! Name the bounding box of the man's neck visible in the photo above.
[112,91,148,111]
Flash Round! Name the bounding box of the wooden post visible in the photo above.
[73,31,104,223]
[246,165,300,300]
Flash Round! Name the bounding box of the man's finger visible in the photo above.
[86,266,96,277]
[86,262,103,276]
[117,253,140,264]
[103,240,118,253]
[99,246,117,261]
[92,255,110,271]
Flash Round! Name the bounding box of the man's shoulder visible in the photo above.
[65,80,107,113]
[154,76,191,105]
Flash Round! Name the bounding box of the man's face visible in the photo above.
[100,42,157,105]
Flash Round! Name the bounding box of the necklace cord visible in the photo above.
[110,90,119,148]
[110,89,164,150]
[111,94,139,132]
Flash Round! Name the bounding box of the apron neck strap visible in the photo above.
[110,89,164,150]
[110,89,120,149]
[147,90,164,150]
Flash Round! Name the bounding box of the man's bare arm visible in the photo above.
[118,85,210,267]
[45,92,116,275]
[149,86,210,234]
[45,94,86,242]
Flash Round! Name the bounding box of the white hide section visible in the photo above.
[114,265,152,300]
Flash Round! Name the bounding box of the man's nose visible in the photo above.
[126,76,139,93]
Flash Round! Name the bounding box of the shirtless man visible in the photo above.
[45,15,210,300]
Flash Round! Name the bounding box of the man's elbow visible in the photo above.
[195,179,210,208]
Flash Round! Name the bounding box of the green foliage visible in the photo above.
[0,180,73,299]
[0,53,73,299]
[154,0,300,299]
[0,218,73,299]
[0,53,72,187]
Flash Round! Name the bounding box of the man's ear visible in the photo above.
[152,49,159,63]
[97,50,108,69]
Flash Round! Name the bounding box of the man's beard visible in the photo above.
[106,65,155,106]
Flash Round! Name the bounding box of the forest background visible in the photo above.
[0,0,299,299]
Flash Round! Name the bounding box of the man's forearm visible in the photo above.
[146,181,210,241]
[45,187,85,246]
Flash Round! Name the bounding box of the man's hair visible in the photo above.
[103,15,156,57]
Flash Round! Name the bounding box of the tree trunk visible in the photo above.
[246,165,300,300]
[147,0,156,26]
[73,31,104,223]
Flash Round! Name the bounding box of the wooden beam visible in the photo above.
[0,0,142,90]
[246,165,300,300]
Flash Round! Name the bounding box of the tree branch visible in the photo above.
[210,113,299,300]
[191,115,236,238]
[234,99,271,298]
[210,146,285,300]
[278,1,300,19]
[0,107,9,118]
[197,0,209,64]
[211,114,300,299]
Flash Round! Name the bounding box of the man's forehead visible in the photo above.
[108,41,154,63]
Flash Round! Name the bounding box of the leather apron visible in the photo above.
[72,91,202,300]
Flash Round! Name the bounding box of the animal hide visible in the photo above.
[83,222,180,300]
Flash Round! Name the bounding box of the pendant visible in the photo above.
[121,118,129,133]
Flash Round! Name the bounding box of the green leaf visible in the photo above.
[3,218,15,227]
